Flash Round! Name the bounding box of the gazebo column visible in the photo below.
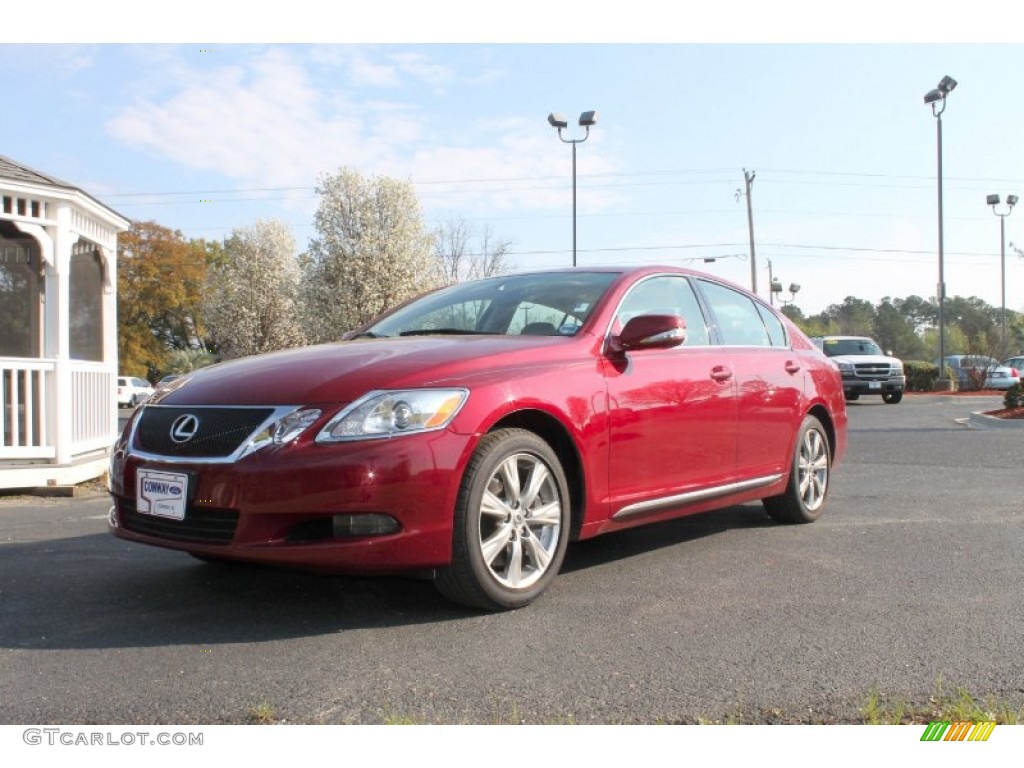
[98,245,119,440]
[48,206,74,466]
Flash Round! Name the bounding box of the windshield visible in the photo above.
[364,272,620,338]
[820,338,883,357]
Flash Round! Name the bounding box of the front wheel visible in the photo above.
[764,415,831,524]
[436,429,570,611]
[883,391,903,404]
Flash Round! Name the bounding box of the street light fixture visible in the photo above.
[924,75,957,389]
[548,110,597,267]
[987,193,1018,360]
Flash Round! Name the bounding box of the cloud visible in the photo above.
[106,48,393,187]
[104,46,621,224]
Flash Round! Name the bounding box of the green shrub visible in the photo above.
[1005,383,1023,410]
[904,361,939,392]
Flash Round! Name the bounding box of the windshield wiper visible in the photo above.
[398,328,490,337]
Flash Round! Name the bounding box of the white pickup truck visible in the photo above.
[811,335,905,404]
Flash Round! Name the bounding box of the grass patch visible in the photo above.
[860,677,1023,725]
[249,700,277,725]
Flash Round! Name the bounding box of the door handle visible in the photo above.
[710,366,733,382]
[785,360,801,374]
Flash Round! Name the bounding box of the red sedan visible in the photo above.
[108,266,847,610]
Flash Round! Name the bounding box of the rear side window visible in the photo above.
[698,280,771,347]
[755,303,788,348]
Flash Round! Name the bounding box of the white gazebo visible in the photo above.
[1,154,129,490]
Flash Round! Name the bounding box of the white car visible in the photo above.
[116,376,154,408]
[984,363,1021,391]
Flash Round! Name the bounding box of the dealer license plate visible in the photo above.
[136,469,188,520]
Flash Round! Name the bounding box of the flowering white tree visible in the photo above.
[301,168,438,342]
[204,219,306,358]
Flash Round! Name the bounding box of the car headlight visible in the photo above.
[836,361,854,373]
[241,408,323,457]
[317,389,468,442]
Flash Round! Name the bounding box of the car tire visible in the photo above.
[883,391,903,404]
[763,415,831,525]
[130,393,141,407]
[435,428,570,611]
[844,392,860,402]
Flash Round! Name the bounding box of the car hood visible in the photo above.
[154,336,589,407]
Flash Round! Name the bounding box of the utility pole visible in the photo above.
[743,169,757,294]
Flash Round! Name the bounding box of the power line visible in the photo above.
[98,166,1024,201]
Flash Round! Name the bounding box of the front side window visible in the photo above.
[613,275,710,346]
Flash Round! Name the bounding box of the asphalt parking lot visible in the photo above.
[1,395,1022,724]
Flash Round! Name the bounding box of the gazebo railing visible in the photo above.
[1,359,56,459]
[71,362,115,453]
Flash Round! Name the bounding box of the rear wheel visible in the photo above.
[764,415,830,524]
[436,429,570,611]
[883,391,903,404]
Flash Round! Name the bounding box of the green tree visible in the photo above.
[164,347,217,373]
[824,296,876,336]
[301,168,438,342]
[873,297,927,359]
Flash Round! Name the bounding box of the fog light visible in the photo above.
[332,514,401,537]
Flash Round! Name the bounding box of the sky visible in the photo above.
[3,3,1024,318]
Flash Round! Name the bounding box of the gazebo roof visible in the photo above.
[0,153,79,189]
[0,153,129,227]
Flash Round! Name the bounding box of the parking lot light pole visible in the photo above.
[548,111,597,268]
[987,193,1018,360]
[924,75,957,389]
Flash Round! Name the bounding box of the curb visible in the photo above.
[967,411,1024,430]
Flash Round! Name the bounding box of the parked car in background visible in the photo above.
[108,266,848,610]
[938,355,1019,391]
[811,335,905,404]
[1001,355,1024,375]
[984,362,1021,390]
[116,376,154,408]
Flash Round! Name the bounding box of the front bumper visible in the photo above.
[108,428,475,574]
[841,375,905,396]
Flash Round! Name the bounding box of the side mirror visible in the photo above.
[615,314,687,352]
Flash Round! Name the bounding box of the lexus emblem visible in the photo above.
[170,414,201,444]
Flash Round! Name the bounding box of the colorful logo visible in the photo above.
[920,721,996,742]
